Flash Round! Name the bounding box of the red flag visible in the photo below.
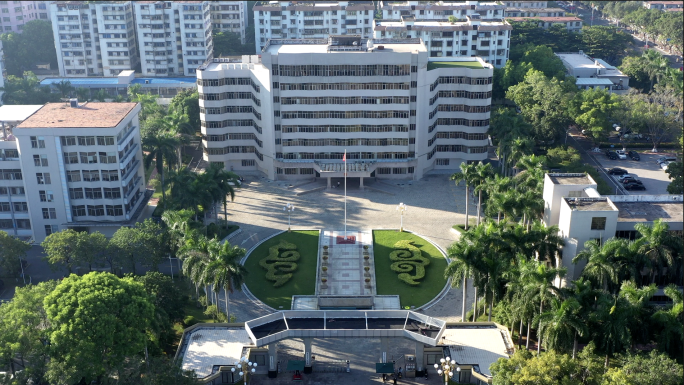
[342,151,346,162]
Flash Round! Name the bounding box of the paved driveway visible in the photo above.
[595,151,676,195]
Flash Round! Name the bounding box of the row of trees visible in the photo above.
[0,20,57,77]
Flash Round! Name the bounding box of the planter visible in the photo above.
[321,278,327,283]
[364,266,370,272]
[363,245,369,250]
[365,278,371,283]
[323,245,329,250]
[322,266,328,272]
[363,255,369,260]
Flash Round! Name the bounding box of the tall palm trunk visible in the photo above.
[464,184,470,230]
[537,300,543,354]
[476,189,482,225]
[160,167,166,206]
[488,300,493,322]
[604,355,609,368]
[472,287,478,322]
[526,321,531,349]
[461,273,468,322]
[224,287,230,322]
[572,331,578,359]
[518,320,524,348]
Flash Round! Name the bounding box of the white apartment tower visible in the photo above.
[50,1,138,77]
[211,1,249,44]
[376,1,511,68]
[197,37,493,182]
[133,1,213,77]
[3,102,147,243]
[252,1,376,53]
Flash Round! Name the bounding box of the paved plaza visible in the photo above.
[318,230,375,296]
[222,173,477,323]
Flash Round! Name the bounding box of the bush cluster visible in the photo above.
[259,240,301,287]
[389,240,430,286]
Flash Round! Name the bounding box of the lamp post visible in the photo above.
[283,203,295,232]
[434,357,460,385]
[396,202,407,232]
[231,356,257,385]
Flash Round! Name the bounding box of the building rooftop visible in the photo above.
[548,173,594,185]
[575,78,615,86]
[131,77,196,85]
[428,61,485,70]
[440,325,512,378]
[39,77,197,86]
[17,102,138,128]
[0,105,44,122]
[506,16,581,22]
[614,201,683,223]
[265,38,427,54]
[375,19,512,32]
[180,327,251,379]
[564,197,617,212]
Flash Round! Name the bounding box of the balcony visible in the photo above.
[123,176,142,204]
[117,126,136,148]
[118,143,138,170]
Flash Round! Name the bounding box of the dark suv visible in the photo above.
[605,150,618,160]
[628,151,640,161]
[624,181,646,191]
[607,168,628,175]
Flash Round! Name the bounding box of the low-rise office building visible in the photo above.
[197,37,493,182]
[252,1,376,53]
[373,15,512,68]
[543,173,683,286]
[506,16,582,32]
[0,101,148,243]
[555,51,630,93]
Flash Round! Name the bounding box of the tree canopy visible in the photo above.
[0,20,57,76]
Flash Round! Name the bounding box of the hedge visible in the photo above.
[389,240,430,286]
[598,142,680,149]
[259,240,301,287]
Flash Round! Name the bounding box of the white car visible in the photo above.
[660,162,672,171]
[617,174,637,182]
[615,150,627,159]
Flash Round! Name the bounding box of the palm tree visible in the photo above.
[527,221,563,265]
[619,281,657,348]
[161,209,195,255]
[203,163,240,226]
[93,89,108,102]
[591,292,632,367]
[52,80,74,98]
[143,132,180,204]
[479,254,511,321]
[506,258,538,349]
[643,49,670,91]
[635,219,681,285]
[573,239,621,292]
[484,175,511,223]
[446,237,479,322]
[519,259,567,353]
[450,162,478,230]
[471,162,495,225]
[651,284,683,358]
[179,235,211,302]
[534,297,587,358]
[202,239,247,320]
[75,87,90,101]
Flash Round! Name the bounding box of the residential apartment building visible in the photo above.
[374,15,511,68]
[0,1,49,33]
[503,1,548,8]
[542,173,682,286]
[506,16,582,32]
[211,1,249,44]
[197,37,493,183]
[50,1,138,77]
[252,1,375,53]
[0,101,148,243]
[133,1,213,76]
[378,1,507,20]
[504,7,565,17]
[642,1,684,11]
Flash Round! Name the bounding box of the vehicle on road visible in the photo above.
[624,181,646,191]
[660,162,672,171]
[628,151,640,161]
[617,174,638,184]
[607,167,628,175]
[656,157,677,164]
[605,150,618,160]
[615,150,628,159]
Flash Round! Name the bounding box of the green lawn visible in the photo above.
[373,230,448,308]
[243,230,319,310]
[428,61,484,70]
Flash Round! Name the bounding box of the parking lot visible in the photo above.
[596,150,676,195]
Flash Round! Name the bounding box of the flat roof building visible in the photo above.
[506,16,583,32]
[378,1,506,21]
[503,1,548,8]
[197,38,494,183]
[504,7,566,17]
[0,102,149,242]
[555,51,630,94]
[543,173,683,286]
[643,1,684,10]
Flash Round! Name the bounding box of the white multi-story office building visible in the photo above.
[378,1,506,20]
[0,101,148,243]
[374,15,511,68]
[503,1,548,8]
[197,37,493,183]
[50,1,138,77]
[252,1,375,53]
[133,1,213,76]
[211,1,249,44]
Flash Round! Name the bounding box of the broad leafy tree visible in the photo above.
[0,231,31,277]
[0,20,57,76]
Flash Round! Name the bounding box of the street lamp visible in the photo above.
[396,202,407,232]
[283,203,295,232]
[231,356,257,384]
[434,357,460,385]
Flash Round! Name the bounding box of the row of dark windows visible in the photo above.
[275,64,411,77]
[197,77,260,92]
[202,119,263,134]
[429,90,493,105]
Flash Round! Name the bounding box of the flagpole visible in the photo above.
[344,149,347,238]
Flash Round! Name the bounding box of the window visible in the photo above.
[99,152,117,164]
[78,136,96,146]
[85,187,103,199]
[66,170,81,182]
[590,217,607,230]
[0,219,13,229]
[97,136,115,146]
[16,219,30,229]
[69,188,84,199]
[82,170,100,182]
[87,205,105,216]
[45,225,59,236]
[0,202,9,212]
[61,136,77,146]
[39,190,54,202]
[80,152,98,164]
[33,154,49,167]
[63,152,79,164]
[242,159,255,167]
[42,208,57,219]
[103,187,121,199]
[12,202,28,212]
[436,159,450,166]
[72,205,86,217]
[106,205,124,216]
[36,173,51,184]
[30,136,45,148]
[101,170,119,181]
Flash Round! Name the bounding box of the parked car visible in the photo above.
[656,157,677,165]
[624,181,646,191]
[615,150,628,159]
[605,150,618,160]
[660,162,672,171]
[607,167,628,175]
[628,151,640,161]
[618,174,638,184]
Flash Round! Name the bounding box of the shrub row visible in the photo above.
[389,240,430,286]
[259,240,301,287]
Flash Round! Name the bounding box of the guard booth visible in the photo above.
[405,354,416,378]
